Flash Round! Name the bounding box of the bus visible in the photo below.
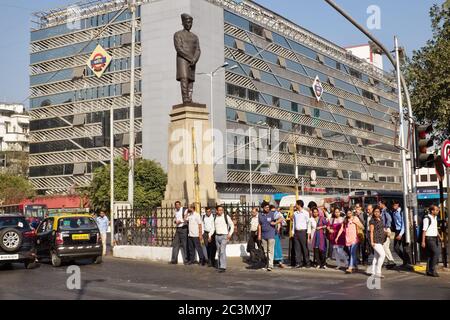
[0,203,48,227]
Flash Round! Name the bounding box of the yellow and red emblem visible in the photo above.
[87,44,112,78]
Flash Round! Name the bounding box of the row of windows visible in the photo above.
[30,56,141,86]
[225,57,395,125]
[31,31,141,64]
[30,80,142,109]
[29,162,104,177]
[224,10,397,96]
[31,8,141,42]
[227,132,398,167]
[29,131,143,154]
[226,83,395,138]
[226,107,399,154]
[29,106,142,131]
[226,161,397,182]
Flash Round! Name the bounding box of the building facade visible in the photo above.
[0,103,29,175]
[29,0,402,201]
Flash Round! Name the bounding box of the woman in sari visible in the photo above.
[310,207,328,269]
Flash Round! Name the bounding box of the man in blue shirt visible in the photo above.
[96,210,109,256]
[392,200,411,266]
[258,202,282,271]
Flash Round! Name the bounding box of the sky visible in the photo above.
[0,0,444,107]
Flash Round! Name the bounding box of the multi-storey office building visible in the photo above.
[29,0,402,201]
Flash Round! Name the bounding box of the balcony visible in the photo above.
[2,133,29,143]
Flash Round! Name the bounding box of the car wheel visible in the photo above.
[0,228,23,253]
[51,251,61,267]
[24,260,38,269]
[93,256,103,264]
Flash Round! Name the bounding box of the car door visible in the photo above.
[36,218,54,257]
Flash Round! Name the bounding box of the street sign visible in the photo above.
[312,75,324,102]
[441,140,450,167]
[87,44,112,78]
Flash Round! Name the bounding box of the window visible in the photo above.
[249,22,264,37]
[420,175,428,182]
[226,84,246,99]
[430,174,438,182]
[248,90,259,102]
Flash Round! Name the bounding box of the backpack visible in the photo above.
[214,214,231,233]
[416,214,432,243]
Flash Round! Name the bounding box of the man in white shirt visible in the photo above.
[291,199,311,268]
[202,207,216,267]
[170,201,188,264]
[187,204,206,265]
[422,205,442,277]
[209,205,234,273]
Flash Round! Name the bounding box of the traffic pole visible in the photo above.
[395,37,412,249]
[446,167,450,267]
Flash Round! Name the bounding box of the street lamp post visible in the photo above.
[197,63,232,165]
[127,0,137,208]
[109,104,114,249]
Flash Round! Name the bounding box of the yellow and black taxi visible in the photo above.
[35,214,102,267]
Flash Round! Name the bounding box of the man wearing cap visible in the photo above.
[174,13,201,104]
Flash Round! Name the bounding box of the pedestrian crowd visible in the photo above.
[169,199,443,277]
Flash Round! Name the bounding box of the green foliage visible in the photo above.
[89,158,167,211]
[405,3,450,141]
[0,174,35,205]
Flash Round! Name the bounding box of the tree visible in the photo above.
[0,174,35,205]
[89,158,167,211]
[405,2,450,141]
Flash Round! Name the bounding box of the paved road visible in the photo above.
[0,256,449,300]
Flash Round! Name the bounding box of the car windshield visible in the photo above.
[58,217,97,230]
[0,217,29,229]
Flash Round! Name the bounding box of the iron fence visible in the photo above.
[114,203,258,247]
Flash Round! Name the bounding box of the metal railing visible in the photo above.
[114,204,257,247]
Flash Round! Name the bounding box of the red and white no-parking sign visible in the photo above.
[442,140,450,167]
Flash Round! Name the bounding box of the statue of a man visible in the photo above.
[174,13,201,105]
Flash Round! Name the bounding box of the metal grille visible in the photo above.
[30,45,141,75]
[114,204,254,247]
[226,96,394,145]
[226,170,401,191]
[31,69,141,97]
[30,119,142,143]
[225,72,257,90]
[29,95,141,120]
[224,23,251,42]
[31,21,140,53]
[30,174,93,190]
[29,146,143,167]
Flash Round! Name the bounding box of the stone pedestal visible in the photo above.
[162,104,218,207]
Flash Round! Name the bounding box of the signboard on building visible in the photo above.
[312,76,324,102]
[441,140,450,167]
[87,44,112,78]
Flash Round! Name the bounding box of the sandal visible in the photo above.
[345,268,353,274]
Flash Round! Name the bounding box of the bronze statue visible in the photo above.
[174,13,201,105]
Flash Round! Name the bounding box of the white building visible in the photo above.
[0,103,30,174]
[346,43,384,70]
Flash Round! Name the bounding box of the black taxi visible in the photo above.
[35,214,103,267]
